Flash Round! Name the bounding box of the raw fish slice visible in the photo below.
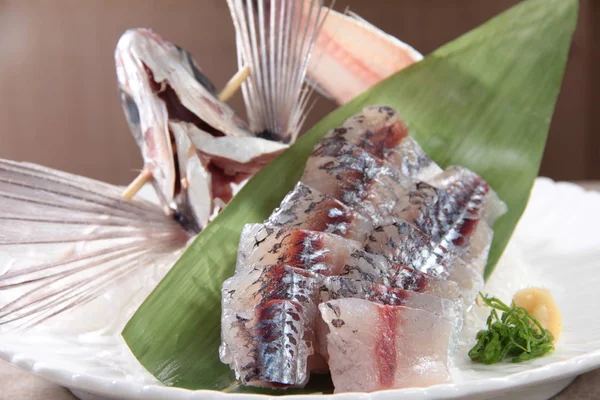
[315,276,461,364]
[428,166,507,272]
[267,182,372,242]
[388,263,462,305]
[331,250,462,305]
[220,264,319,387]
[236,224,363,275]
[366,221,443,274]
[237,224,397,281]
[365,220,480,305]
[323,105,442,181]
[320,276,460,321]
[320,298,453,392]
[301,140,413,222]
[395,178,494,274]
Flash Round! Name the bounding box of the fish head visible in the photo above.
[116,28,288,234]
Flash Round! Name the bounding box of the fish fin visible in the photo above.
[0,159,188,331]
[303,75,335,101]
[227,0,329,143]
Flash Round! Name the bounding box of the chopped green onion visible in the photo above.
[468,293,555,364]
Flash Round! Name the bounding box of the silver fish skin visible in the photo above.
[236,224,463,303]
[235,224,364,276]
[378,175,493,286]
[323,105,443,182]
[365,219,481,306]
[267,182,373,243]
[319,276,460,321]
[320,298,453,393]
[301,139,415,223]
[220,264,320,387]
[428,166,507,272]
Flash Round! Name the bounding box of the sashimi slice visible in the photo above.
[316,276,461,364]
[323,105,442,181]
[365,220,482,305]
[320,276,460,321]
[301,139,414,222]
[237,224,462,304]
[267,182,372,242]
[236,224,363,275]
[237,224,390,286]
[394,176,495,275]
[428,166,507,272]
[220,264,320,387]
[320,298,453,392]
[388,263,463,305]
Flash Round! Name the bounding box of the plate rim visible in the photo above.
[1,178,599,400]
[2,347,599,399]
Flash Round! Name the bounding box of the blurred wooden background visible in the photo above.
[0,0,595,184]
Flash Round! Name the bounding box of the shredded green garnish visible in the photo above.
[468,293,555,364]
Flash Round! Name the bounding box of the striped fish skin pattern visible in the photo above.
[220,105,506,392]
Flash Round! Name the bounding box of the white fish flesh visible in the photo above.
[221,105,506,392]
[320,298,453,393]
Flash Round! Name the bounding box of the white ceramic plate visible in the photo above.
[1,178,599,400]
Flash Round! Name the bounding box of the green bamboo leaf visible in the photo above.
[122,0,577,392]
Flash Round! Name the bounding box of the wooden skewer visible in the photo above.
[122,168,152,200]
[122,67,250,201]
[181,177,189,189]
[218,65,251,102]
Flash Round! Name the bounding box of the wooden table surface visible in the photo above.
[1,182,599,399]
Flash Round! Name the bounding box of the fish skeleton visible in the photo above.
[0,0,326,331]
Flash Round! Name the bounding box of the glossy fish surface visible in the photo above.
[267,182,372,242]
[320,298,453,392]
[221,105,505,392]
[220,264,319,387]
